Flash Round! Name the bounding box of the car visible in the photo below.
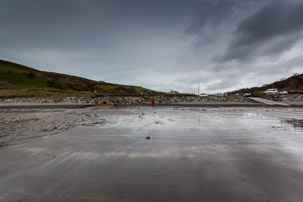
[264,88,278,95]
[242,93,252,97]
[280,91,288,94]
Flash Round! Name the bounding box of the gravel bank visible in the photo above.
[0,106,107,146]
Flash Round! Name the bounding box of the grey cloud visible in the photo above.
[0,0,302,94]
[0,0,189,50]
[205,78,237,91]
[262,33,302,56]
[187,0,255,33]
[222,0,303,61]
[187,0,265,42]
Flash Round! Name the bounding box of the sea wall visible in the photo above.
[0,95,254,105]
[1,94,302,105]
[0,97,97,105]
[264,94,303,102]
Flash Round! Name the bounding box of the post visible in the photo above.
[198,83,200,95]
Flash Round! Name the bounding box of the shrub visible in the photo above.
[27,72,35,78]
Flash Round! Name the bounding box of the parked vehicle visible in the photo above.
[280,91,288,95]
[242,93,252,97]
[288,90,303,94]
[264,88,278,95]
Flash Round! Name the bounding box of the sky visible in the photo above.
[0,0,303,93]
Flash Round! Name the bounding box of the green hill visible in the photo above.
[0,60,161,98]
[232,73,303,95]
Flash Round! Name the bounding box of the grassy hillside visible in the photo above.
[0,60,161,98]
[232,73,303,94]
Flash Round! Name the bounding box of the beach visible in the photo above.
[0,106,303,202]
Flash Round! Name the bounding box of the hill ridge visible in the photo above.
[0,59,160,98]
[232,73,303,94]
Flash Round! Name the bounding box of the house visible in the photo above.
[140,91,149,96]
[168,90,179,94]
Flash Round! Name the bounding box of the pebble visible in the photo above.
[0,95,302,106]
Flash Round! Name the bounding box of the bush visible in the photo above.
[115,86,136,94]
[46,80,67,90]
[27,72,35,78]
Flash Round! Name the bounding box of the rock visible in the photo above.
[3,94,302,105]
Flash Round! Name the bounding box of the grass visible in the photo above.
[0,65,29,73]
[0,71,50,89]
[98,85,161,94]
[132,86,154,93]
[252,91,265,97]
[0,89,94,99]
[98,85,117,91]
[0,59,164,98]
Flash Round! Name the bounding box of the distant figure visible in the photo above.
[152,98,155,107]
[158,99,161,104]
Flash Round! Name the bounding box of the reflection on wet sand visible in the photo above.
[0,107,303,202]
[103,145,216,159]
[285,118,303,129]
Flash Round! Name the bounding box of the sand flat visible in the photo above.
[0,107,303,202]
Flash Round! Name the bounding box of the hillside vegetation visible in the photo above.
[232,73,303,94]
[0,60,161,98]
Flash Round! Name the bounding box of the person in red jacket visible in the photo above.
[152,98,155,107]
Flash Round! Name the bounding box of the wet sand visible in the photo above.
[0,106,107,145]
[0,107,303,202]
[0,103,93,109]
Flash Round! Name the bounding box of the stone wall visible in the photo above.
[96,96,145,105]
[152,96,252,103]
[264,94,303,102]
[1,94,302,106]
[0,95,254,105]
[0,97,97,104]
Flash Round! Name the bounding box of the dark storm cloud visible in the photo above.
[187,0,259,33]
[0,0,191,77]
[0,0,302,93]
[186,0,266,45]
[0,0,189,50]
[222,0,303,61]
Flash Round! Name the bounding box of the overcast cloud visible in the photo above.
[0,0,302,93]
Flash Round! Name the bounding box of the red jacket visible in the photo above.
[152,98,155,103]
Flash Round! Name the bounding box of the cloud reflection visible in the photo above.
[103,145,217,159]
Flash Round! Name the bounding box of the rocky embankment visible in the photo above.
[0,95,254,106]
[1,94,302,106]
[0,107,106,146]
[0,97,96,104]
[265,94,303,102]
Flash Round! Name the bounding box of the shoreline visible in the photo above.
[122,102,264,107]
[1,107,303,201]
[1,95,303,108]
[0,103,94,109]
[2,102,303,109]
